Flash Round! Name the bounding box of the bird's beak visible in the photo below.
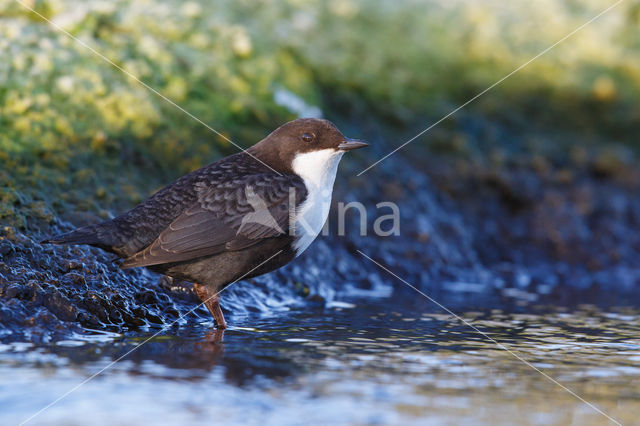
[338,138,369,151]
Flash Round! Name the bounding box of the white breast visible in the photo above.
[291,148,344,256]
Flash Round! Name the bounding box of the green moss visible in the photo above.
[1,0,639,231]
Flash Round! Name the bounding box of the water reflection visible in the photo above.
[2,302,639,425]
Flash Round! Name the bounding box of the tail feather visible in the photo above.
[42,222,126,256]
[41,227,103,246]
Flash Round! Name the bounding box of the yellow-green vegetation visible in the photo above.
[1,0,639,229]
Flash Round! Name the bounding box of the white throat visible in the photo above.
[291,148,344,256]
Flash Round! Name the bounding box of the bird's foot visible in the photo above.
[193,283,227,329]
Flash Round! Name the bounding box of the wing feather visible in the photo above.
[121,174,306,268]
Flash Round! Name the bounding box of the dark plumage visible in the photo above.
[43,118,367,328]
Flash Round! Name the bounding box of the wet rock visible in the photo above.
[0,240,14,256]
[61,272,86,286]
[590,146,632,178]
[4,283,24,299]
[43,293,77,322]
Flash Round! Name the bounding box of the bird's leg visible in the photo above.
[193,283,227,329]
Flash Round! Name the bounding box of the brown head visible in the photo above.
[248,118,368,174]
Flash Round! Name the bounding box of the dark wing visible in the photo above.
[120,173,307,268]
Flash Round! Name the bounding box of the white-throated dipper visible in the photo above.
[43,118,367,328]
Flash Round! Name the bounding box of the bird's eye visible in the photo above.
[301,133,314,143]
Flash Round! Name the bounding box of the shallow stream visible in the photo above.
[2,297,638,425]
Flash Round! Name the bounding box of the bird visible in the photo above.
[42,118,368,329]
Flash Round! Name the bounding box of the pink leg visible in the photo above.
[193,283,227,329]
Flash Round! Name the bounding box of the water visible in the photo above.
[2,298,638,425]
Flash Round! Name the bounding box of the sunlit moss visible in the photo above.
[1,0,639,229]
